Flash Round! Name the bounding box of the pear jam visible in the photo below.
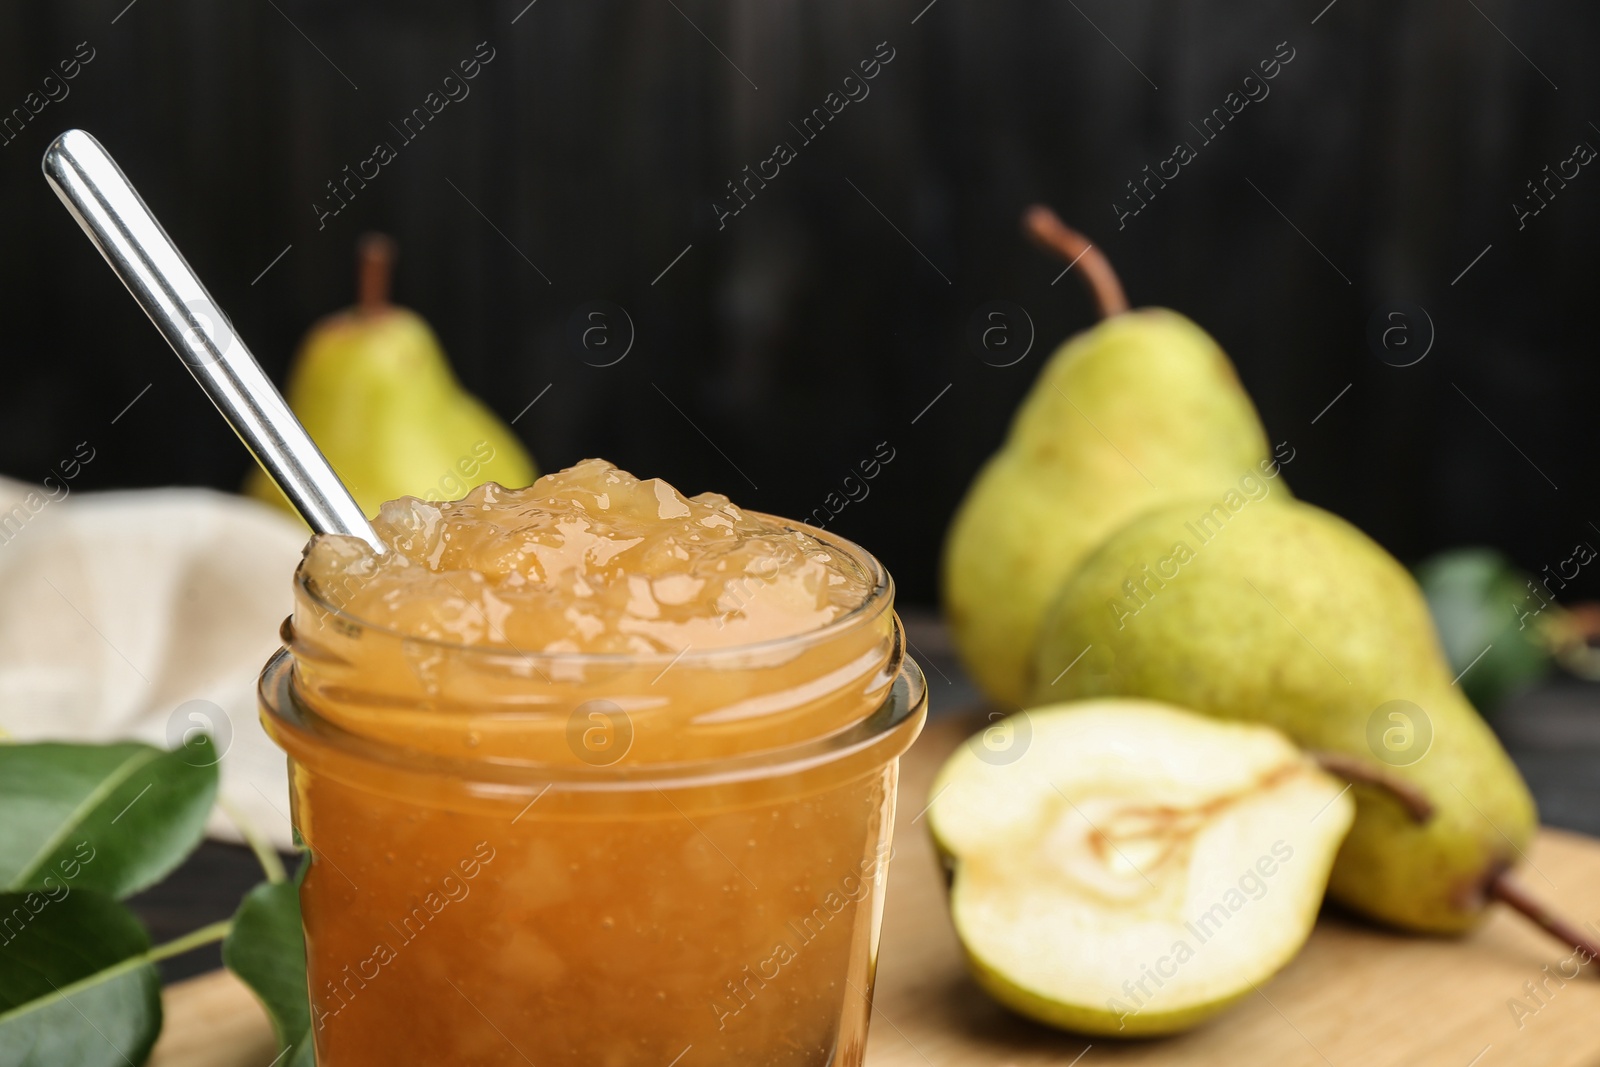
[304,458,873,654]
[261,460,926,1067]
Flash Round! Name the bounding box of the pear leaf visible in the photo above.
[0,889,162,1067]
[0,738,219,900]
[224,859,311,1058]
[1415,547,1549,713]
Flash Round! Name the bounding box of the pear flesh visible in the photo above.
[942,309,1279,708]
[1033,499,1538,934]
[929,701,1354,1037]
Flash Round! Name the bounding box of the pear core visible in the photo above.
[301,459,873,653]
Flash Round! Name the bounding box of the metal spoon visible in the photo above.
[41,128,384,551]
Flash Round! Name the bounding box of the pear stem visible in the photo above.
[1022,205,1130,319]
[357,232,396,315]
[147,919,234,963]
[1309,751,1436,824]
[1490,870,1600,970]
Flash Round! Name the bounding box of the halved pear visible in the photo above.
[927,700,1354,1037]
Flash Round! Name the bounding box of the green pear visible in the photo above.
[247,234,535,517]
[929,700,1353,1036]
[1033,498,1538,934]
[942,207,1280,708]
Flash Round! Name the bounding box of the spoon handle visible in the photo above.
[41,129,384,551]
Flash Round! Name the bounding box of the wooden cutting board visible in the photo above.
[151,709,1600,1066]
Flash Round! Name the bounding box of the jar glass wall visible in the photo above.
[259,523,926,1066]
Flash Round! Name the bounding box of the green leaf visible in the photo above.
[0,738,219,899]
[224,859,310,1054]
[0,889,162,1067]
[1416,547,1550,713]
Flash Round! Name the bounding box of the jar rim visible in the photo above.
[296,518,894,667]
[259,644,927,792]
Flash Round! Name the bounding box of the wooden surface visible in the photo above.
[150,969,277,1067]
[152,709,1600,1067]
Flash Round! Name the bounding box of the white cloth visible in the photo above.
[0,478,307,851]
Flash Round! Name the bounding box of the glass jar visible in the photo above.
[259,523,926,1066]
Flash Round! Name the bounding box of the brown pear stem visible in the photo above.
[1022,205,1129,319]
[357,232,396,315]
[1309,751,1436,824]
[1490,870,1600,970]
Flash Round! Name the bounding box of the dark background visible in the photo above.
[1,0,1596,609]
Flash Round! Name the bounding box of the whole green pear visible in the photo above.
[1033,496,1537,933]
[247,234,536,517]
[942,208,1283,709]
